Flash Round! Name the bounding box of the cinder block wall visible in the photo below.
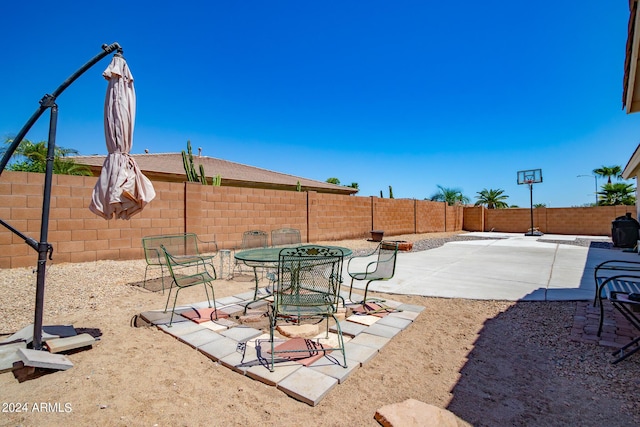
[0,171,460,268]
[464,206,636,235]
[309,192,371,242]
[9,170,632,269]
[416,200,446,232]
[373,197,415,235]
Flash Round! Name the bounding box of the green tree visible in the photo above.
[597,182,636,206]
[593,165,622,184]
[429,185,470,206]
[1,138,91,176]
[326,177,340,185]
[474,188,509,209]
[347,182,359,189]
[533,203,547,208]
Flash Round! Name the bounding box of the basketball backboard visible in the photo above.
[517,169,543,185]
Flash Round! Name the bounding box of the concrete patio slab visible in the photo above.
[219,326,263,343]
[331,320,368,337]
[199,321,230,332]
[277,366,338,406]
[246,362,302,386]
[349,332,391,350]
[308,357,359,383]
[215,295,246,306]
[388,310,421,321]
[140,310,191,326]
[219,343,260,374]
[158,320,207,337]
[342,341,379,365]
[363,323,402,339]
[346,314,380,326]
[198,336,241,361]
[375,315,413,330]
[345,233,629,302]
[178,329,225,349]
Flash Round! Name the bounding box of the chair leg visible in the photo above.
[331,314,348,369]
[204,281,218,320]
[269,313,276,372]
[348,277,355,301]
[166,287,181,327]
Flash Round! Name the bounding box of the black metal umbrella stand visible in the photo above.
[0,43,123,351]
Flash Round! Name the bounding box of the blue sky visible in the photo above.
[1,1,639,207]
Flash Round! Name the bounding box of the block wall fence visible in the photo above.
[462,205,636,235]
[1,171,635,269]
[0,171,461,269]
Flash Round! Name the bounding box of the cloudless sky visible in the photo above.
[2,1,639,207]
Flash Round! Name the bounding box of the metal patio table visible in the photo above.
[234,245,352,310]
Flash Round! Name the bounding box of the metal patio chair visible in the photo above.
[161,245,218,326]
[346,241,399,307]
[233,230,269,278]
[267,245,347,372]
[271,228,302,247]
[142,233,218,293]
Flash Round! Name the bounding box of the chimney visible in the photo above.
[198,147,202,157]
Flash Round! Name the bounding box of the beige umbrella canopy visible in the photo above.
[89,54,155,219]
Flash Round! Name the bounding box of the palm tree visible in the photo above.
[429,185,470,206]
[2,138,91,176]
[593,165,622,184]
[597,182,636,206]
[474,188,509,209]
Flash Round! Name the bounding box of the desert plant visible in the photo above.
[598,182,636,206]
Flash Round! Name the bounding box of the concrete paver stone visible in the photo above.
[198,336,241,361]
[17,348,73,371]
[178,329,224,349]
[277,366,338,406]
[342,341,379,365]
[375,315,413,330]
[364,323,402,339]
[308,356,359,383]
[346,314,380,326]
[158,321,206,337]
[220,326,263,343]
[349,332,392,350]
[331,320,368,337]
[246,362,302,386]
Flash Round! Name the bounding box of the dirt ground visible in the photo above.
[1,232,639,426]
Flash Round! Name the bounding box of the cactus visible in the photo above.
[389,185,394,199]
[296,181,301,192]
[181,140,221,186]
[199,164,207,185]
[181,140,200,182]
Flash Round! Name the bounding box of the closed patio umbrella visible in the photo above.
[89,54,155,219]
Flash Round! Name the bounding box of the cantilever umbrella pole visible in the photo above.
[0,43,123,351]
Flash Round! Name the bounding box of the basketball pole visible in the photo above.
[526,182,534,236]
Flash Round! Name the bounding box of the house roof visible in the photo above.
[72,152,358,195]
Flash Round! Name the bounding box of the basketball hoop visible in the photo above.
[516,169,543,236]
